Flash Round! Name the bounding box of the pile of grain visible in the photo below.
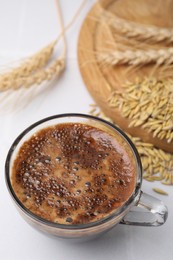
[109,77,173,143]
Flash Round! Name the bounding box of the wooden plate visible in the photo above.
[78,0,173,153]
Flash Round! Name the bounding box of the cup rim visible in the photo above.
[5,113,142,230]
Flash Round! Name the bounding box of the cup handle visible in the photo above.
[120,191,168,226]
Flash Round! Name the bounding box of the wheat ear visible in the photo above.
[97,48,173,66]
[7,58,65,90]
[0,41,56,91]
[103,11,173,43]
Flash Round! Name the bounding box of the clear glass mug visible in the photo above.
[5,114,168,239]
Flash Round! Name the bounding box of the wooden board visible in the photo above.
[78,0,173,153]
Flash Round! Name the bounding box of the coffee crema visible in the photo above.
[11,123,136,225]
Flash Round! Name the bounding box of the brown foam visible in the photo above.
[11,123,136,224]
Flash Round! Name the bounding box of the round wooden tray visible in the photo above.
[78,0,173,153]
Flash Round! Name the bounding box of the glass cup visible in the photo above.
[5,114,168,239]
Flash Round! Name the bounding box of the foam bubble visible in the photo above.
[55,156,61,162]
[45,159,51,164]
[66,217,73,223]
[73,167,78,172]
[85,182,91,187]
[70,180,75,185]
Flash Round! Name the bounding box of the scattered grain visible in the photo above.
[152,188,168,195]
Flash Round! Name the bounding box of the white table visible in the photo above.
[0,1,172,259]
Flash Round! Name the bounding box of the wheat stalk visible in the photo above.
[103,11,173,43]
[97,48,173,66]
[0,0,66,92]
[0,0,88,92]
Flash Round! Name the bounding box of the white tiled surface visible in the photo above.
[0,1,172,260]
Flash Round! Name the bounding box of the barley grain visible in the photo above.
[152,188,168,195]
